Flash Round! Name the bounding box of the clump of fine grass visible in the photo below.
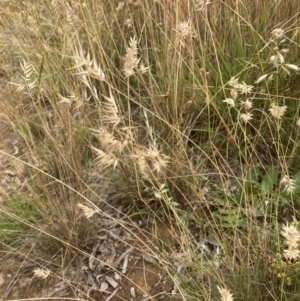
[1,0,300,300]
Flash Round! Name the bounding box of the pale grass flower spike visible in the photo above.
[102,89,121,127]
[281,223,300,248]
[230,89,238,100]
[281,221,300,261]
[240,113,252,124]
[228,76,239,87]
[234,82,254,95]
[91,146,119,169]
[222,98,235,107]
[195,0,212,11]
[151,155,169,174]
[283,249,300,261]
[33,268,50,279]
[241,99,253,111]
[176,21,192,39]
[217,286,234,301]
[123,36,140,77]
[279,175,295,194]
[77,203,99,219]
[72,46,105,82]
[92,127,122,151]
[174,21,193,47]
[139,62,151,74]
[269,105,287,119]
[134,145,169,177]
[271,28,285,40]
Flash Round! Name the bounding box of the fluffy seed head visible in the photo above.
[77,203,99,219]
[283,248,300,261]
[241,99,253,111]
[230,89,238,100]
[92,146,119,169]
[228,76,239,87]
[139,62,151,74]
[234,82,254,95]
[279,175,295,194]
[123,36,140,77]
[240,113,252,124]
[271,28,285,39]
[33,268,50,279]
[176,21,193,39]
[222,98,235,107]
[281,223,300,248]
[217,286,234,301]
[269,105,287,119]
[101,90,121,127]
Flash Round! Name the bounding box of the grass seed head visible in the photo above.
[174,21,193,46]
[279,175,295,194]
[91,146,119,169]
[33,268,51,279]
[123,36,140,77]
[223,98,235,107]
[176,21,193,39]
[271,28,285,40]
[240,112,252,124]
[269,105,287,119]
[281,223,300,249]
[77,204,99,219]
[241,99,253,111]
[283,249,300,261]
[228,76,239,87]
[139,62,151,74]
[230,89,238,100]
[217,286,234,301]
[196,0,212,11]
[234,82,254,95]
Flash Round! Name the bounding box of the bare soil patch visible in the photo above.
[0,226,174,301]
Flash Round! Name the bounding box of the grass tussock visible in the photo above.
[1,0,300,300]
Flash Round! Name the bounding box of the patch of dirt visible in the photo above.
[0,224,175,301]
[0,256,55,299]
[0,97,26,200]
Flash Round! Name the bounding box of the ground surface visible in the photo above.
[0,242,173,301]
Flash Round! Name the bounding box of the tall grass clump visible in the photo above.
[1,0,300,300]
